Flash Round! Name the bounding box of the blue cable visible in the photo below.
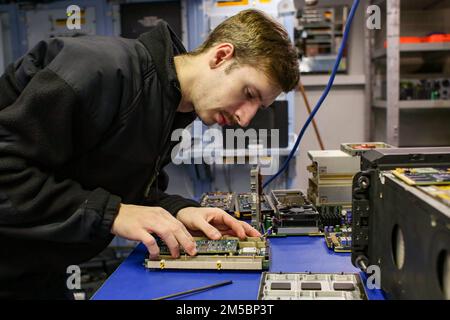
[263,0,361,188]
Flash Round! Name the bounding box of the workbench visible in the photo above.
[92,236,385,300]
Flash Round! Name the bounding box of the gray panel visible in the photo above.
[25,6,97,49]
[0,12,13,74]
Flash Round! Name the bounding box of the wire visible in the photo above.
[263,0,361,189]
[298,80,325,150]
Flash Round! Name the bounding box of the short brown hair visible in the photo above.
[191,9,300,93]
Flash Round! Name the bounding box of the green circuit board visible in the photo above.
[157,238,239,255]
[392,168,450,186]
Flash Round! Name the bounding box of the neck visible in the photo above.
[174,55,196,113]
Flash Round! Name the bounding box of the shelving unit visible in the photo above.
[373,99,450,110]
[373,42,450,60]
[295,5,349,74]
[365,0,450,147]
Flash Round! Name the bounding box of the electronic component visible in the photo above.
[397,78,450,101]
[360,147,450,171]
[308,144,394,206]
[340,142,394,157]
[352,147,450,299]
[308,150,360,177]
[258,272,368,300]
[270,282,291,290]
[324,226,352,253]
[145,236,270,271]
[308,145,389,251]
[320,207,352,252]
[392,168,450,186]
[156,238,238,255]
[320,207,352,228]
[250,166,263,231]
[199,192,235,213]
[418,185,450,207]
[307,150,359,206]
[295,6,350,74]
[270,190,320,235]
[235,192,274,219]
[318,206,343,229]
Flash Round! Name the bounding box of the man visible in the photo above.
[0,9,299,299]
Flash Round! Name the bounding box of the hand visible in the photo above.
[176,207,261,240]
[111,204,197,260]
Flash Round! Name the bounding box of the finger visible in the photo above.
[220,213,247,239]
[158,231,180,258]
[167,215,196,254]
[180,222,195,243]
[173,224,197,256]
[186,229,204,237]
[140,232,160,260]
[218,229,239,236]
[165,211,195,243]
[241,221,262,237]
[210,223,234,231]
[194,218,222,240]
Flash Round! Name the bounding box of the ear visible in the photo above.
[209,43,235,69]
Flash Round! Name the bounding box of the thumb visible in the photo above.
[195,219,222,240]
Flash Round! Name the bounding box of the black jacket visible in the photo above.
[0,22,200,298]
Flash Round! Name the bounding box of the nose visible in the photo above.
[234,101,259,127]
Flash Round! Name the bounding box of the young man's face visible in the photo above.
[191,47,282,127]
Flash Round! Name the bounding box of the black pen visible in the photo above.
[152,280,233,300]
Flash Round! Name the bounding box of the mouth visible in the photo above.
[216,112,232,126]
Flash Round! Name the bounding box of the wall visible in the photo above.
[292,0,366,191]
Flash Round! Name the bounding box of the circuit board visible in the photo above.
[270,190,320,236]
[418,185,450,207]
[318,206,352,229]
[392,168,450,186]
[157,238,238,255]
[199,192,235,213]
[249,166,265,232]
[145,236,270,271]
[235,193,274,219]
[324,226,352,253]
[258,272,368,300]
[341,142,393,156]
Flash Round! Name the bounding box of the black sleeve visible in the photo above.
[0,67,121,245]
[143,170,201,217]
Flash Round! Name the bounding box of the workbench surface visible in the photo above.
[92,236,385,300]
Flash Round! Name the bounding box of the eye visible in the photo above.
[245,88,254,100]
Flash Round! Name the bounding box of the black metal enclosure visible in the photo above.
[351,147,450,300]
